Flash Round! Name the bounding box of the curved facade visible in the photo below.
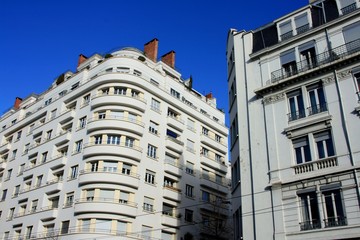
[0,39,230,240]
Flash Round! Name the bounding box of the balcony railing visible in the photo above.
[308,103,328,116]
[281,31,293,41]
[271,39,360,82]
[296,24,310,35]
[341,3,357,15]
[287,109,306,122]
[324,216,347,228]
[75,197,137,207]
[80,168,140,179]
[300,219,321,231]
[293,157,337,174]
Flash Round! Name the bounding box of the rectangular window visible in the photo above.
[16,131,22,140]
[186,139,195,153]
[36,175,43,187]
[287,89,305,121]
[61,221,70,234]
[70,165,78,179]
[202,147,209,157]
[202,127,209,136]
[145,170,155,184]
[293,136,311,164]
[299,191,320,231]
[26,226,33,239]
[94,135,102,144]
[14,185,20,197]
[185,184,194,198]
[86,189,94,201]
[41,152,48,163]
[279,20,293,40]
[79,116,87,129]
[314,131,335,159]
[281,49,297,77]
[83,94,90,105]
[71,82,79,90]
[202,191,210,202]
[170,88,180,99]
[31,200,38,213]
[100,189,114,201]
[125,137,134,147]
[149,121,159,135]
[107,135,120,145]
[150,78,159,86]
[147,144,157,158]
[6,169,12,180]
[307,83,327,115]
[151,98,160,112]
[187,118,195,131]
[50,109,57,120]
[295,13,309,34]
[75,140,83,153]
[185,209,193,222]
[82,219,90,232]
[119,191,129,204]
[143,197,154,212]
[1,189,7,201]
[186,162,194,175]
[122,163,131,175]
[117,221,127,234]
[98,111,106,119]
[103,161,117,172]
[322,189,347,227]
[65,192,74,207]
[114,87,127,95]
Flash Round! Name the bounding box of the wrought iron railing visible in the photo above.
[341,3,357,15]
[271,39,360,82]
[300,219,321,231]
[281,31,293,41]
[287,109,306,121]
[324,216,347,228]
[296,24,310,35]
[307,103,328,115]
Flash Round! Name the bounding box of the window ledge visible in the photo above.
[284,115,332,139]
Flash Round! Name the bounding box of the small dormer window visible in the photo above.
[295,13,309,34]
[279,20,293,41]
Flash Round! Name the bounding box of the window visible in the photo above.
[143,197,154,212]
[185,209,193,222]
[79,116,87,129]
[100,189,114,201]
[186,161,194,175]
[117,67,130,73]
[125,137,134,147]
[83,94,90,105]
[24,143,30,154]
[287,89,305,121]
[41,151,48,163]
[86,189,94,201]
[281,49,297,77]
[11,149,17,160]
[216,174,223,184]
[299,191,320,231]
[50,196,59,208]
[107,134,120,145]
[114,87,127,95]
[299,41,316,69]
[90,162,98,172]
[295,13,309,34]
[131,89,139,97]
[36,175,43,187]
[31,200,38,213]
[150,78,159,86]
[94,135,102,144]
[149,121,159,135]
[151,98,160,112]
[145,170,155,184]
[343,21,360,52]
[142,225,152,238]
[122,163,131,175]
[133,69,142,76]
[162,203,174,216]
[147,144,157,158]
[322,188,346,227]
[279,20,293,40]
[65,192,74,207]
[230,114,239,146]
[45,98,52,106]
[19,164,25,175]
[75,140,83,153]
[71,82,79,90]
[117,221,127,234]
[29,124,35,134]
[314,131,335,159]
[50,109,57,120]
[70,165,78,179]
[3,232,9,240]
[307,83,327,115]
[186,139,195,153]
[185,184,194,198]
[202,127,209,136]
[119,191,129,204]
[26,226,33,239]
[6,169,12,180]
[187,118,195,131]
[103,161,117,172]
[354,72,360,93]
[202,191,210,202]
[8,207,15,219]
[98,111,106,119]
[201,147,209,157]
[82,219,91,232]
[16,130,22,140]
[215,134,222,142]
[1,189,7,201]
[166,129,178,139]
[215,154,222,163]
[167,108,179,118]
[13,185,20,197]
[170,88,180,99]
[61,221,70,234]
[46,130,52,140]
[232,158,241,187]
[293,136,311,164]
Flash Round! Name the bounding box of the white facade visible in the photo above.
[228,0,360,239]
[0,40,230,240]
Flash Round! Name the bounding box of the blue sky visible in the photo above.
[0,0,307,124]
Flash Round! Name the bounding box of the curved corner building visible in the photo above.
[0,39,230,240]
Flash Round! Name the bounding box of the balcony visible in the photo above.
[200,154,228,173]
[271,39,360,83]
[163,186,182,202]
[165,136,184,153]
[0,143,10,154]
[161,214,180,227]
[200,174,229,193]
[91,93,147,112]
[293,157,338,175]
[57,109,75,124]
[307,103,328,116]
[341,3,357,15]
[280,31,293,41]
[0,160,6,170]
[164,159,183,177]
[167,115,184,132]
[300,220,321,231]
[79,169,140,189]
[83,142,142,161]
[200,134,227,154]
[87,116,144,135]
[324,216,347,228]
[296,24,310,35]
[74,198,137,217]
[24,154,67,172]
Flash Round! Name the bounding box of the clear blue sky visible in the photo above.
[0,0,307,124]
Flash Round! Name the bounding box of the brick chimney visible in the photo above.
[144,38,159,62]
[161,51,175,68]
[77,54,88,67]
[205,92,213,99]
[13,97,22,110]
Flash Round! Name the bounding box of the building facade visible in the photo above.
[0,39,230,240]
[227,0,360,239]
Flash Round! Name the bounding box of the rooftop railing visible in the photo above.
[271,39,360,83]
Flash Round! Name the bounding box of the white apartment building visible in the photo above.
[0,39,230,240]
[227,0,360,239]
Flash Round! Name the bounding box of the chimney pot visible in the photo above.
[161,50,175,68]
[14,97,22,110]
[77,54,88,67]
[144,38,159,62]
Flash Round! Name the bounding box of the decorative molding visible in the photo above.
[337,69,352,81]
[321,75,335,86]
[263,92,285,105]
[284,115,332,139]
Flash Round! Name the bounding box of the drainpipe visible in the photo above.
[241,33,257,240]
[333,69,360,208]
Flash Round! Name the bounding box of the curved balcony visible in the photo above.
[87,115,144,135]
[83,142,142,161]
[163,186,182,202]
[200,174,229,194]
[91,93,146,112]
[0,143,10,154]
[200,134,227,154]
[57,109,75,124]
[200,154,228,173]
[0,161,6,171]
[167,116,184,132]
[165,136,184,153]
[164,160,183,177]
[79,169,140,189]
[74,198,137,217]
